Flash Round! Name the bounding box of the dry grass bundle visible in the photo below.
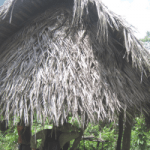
[0,0,150,126]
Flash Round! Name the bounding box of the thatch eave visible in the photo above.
[0,0,62,48]
[0,0,150,126]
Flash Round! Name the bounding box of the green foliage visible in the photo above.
[71,122,117,150]
[31,117,52,135]
[78,123,100,150]
[0,123,18,150]
[140,31,150,42]
[100,123,117,150]
[1,116,150,150]
[0,117,53,150]
[130,116,150,150]
[141,37,150,42]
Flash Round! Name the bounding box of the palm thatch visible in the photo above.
[0,0,150,126]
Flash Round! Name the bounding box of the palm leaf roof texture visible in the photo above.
[0,0,150,126]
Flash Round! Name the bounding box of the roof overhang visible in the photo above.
[0,0,67,47]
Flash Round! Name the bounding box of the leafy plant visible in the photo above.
[140,31,150,42]
[0,123,18,150]
[71,122,117,150]
[1,116,150,150]
[130,116,150,150]
[100,122,117,150]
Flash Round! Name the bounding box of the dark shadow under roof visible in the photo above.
[0,0,66,47]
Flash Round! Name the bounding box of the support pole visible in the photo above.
[122,117,133,150]
[116,112,124,150]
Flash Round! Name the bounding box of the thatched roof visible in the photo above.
[0,0,150,126]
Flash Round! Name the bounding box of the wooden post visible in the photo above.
[0,120,8,132]
[122,117,133,150]
[116,112,124,150]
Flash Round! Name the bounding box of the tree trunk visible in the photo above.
[122,117,133,150]
[116,112,124,150]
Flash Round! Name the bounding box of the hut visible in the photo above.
[0,0,150,128]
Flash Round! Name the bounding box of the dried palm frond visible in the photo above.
[0,0,150,126]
